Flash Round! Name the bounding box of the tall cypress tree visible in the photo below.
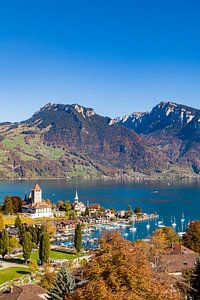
[3,195,13,215]
[14,214,22,229]
[22,231,33,261]
[48,264,75,300]
[0,229,9,258]
[74,223,82,252]
[39,229,50,265]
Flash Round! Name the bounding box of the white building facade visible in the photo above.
[22,183,53,218]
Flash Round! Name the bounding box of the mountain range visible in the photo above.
[0,101,199,180]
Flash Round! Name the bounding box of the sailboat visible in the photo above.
[172,217,177,228]
[178,218,186,237]
[158,219,165,228]
[181,212,185,223]
[146,219,150,230]
[129,218,137,232]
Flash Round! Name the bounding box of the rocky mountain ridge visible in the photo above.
[111,101,200,175]
[0,101,199,180]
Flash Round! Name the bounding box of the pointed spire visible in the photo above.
[75,190,79,201]
[32,183,42,191]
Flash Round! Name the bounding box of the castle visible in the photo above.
[22,183,53,219]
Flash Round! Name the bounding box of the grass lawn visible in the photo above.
[18,250,86,260]
[0,267,31,285]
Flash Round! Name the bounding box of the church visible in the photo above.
[22,183,53,219]
[72,190,86,215]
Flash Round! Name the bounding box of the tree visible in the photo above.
[74,223,82,252]
[0,213,5,232]
[27,259,38,272]
[0,229,9,258]
[28,225,38,246]
[22,231,33,261]
[85,206,90,216]
[58,201,64,210]
[14,214,22,229]
[134,207,141,214]
[45,222,56,238]
[3,195,13,215]
[152,227,179,249]
[72,231,181,300]
[125,205,133,218]
[183,221,200,253]
[9,236,20,253]
[64,200,71,211]
[11,196,22,213]
[18,223,26,245]
[191,257,200,299]
[48,264,75,300]
[52,203,57,210]
[150,227,179,273]
[40,264,56,289]
[69,210,76,220]
[39,230,50,265]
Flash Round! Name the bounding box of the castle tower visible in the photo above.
[31,183,42,204]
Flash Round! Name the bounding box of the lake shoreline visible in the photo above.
[0,174,200,183]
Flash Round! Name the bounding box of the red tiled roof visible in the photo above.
[89,204,100,209]
[0,285,47,300]
[161,244,198,273]
[22,201,51,209]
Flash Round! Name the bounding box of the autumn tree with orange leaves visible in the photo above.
[69,230,181,300]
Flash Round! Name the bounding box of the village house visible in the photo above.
[105,209,116,219]
[89,203,101,214]
[0,284,48,300]
[161,244,198,278]
[22,183,53,219]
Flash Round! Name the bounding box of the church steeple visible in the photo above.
[74,190,79,202]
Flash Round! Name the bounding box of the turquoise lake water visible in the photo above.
[0,179,199,240]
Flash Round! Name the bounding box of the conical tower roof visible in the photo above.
[32,183,42,192]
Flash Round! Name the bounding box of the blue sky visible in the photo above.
[0,0,200,121]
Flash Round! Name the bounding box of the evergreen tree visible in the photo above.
[85,206,90,216]
[125,205,133,218]
[74,223,82,252]
[28,226,38,245]
[14,214,22,229]
[192,257,200,299]
[0,229,9,258]
[18,223,26,245]
[39,229,50,265]
[22,231,33,261]
[48,264,75,300]
[0,213,5,232]
[3,195,13,215]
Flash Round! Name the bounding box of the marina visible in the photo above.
[53,213,189,250]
